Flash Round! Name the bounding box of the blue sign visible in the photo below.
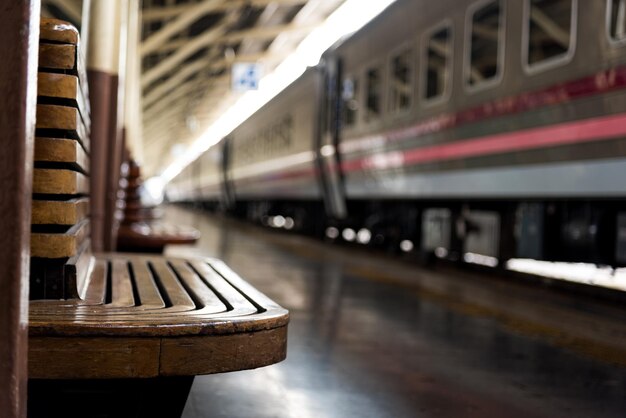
[232,62,262,92]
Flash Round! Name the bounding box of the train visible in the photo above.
[168,0,626,267]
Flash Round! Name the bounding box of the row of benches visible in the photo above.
[23,17,289,417]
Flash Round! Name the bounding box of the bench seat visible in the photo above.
[117,222,200,252]
[29,253,289,379]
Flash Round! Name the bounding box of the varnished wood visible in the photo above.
[28,255,289,378]
[30,239,94,300]
[38,43,76,71]
[31,220,89,259]
[160,328,288,376]
[35,137,89,173]
[36,104,88,146]
[38,72,78,99]
[117,222,200,252]
[0,2,39,416]
[39,18,79,44]
[33,168,89,195]
[38,18,90,120]
[32,198,89,226]
[37,73,91,131]
[87,70,116,252]
[116,158,199,252]
[29,337,160,379]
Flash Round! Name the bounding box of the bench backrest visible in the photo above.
[30,18,93,300]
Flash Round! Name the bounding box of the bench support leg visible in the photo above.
[28,376,195,418]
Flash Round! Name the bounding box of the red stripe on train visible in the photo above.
[340,67,626,155]
[341,112,626,173]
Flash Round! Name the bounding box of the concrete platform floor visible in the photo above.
[162,206,626,418]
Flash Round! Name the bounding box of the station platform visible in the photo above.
[159,206,626,418]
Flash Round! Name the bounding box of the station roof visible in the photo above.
[42,0,346,177]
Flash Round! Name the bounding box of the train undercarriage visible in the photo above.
[207,198,626,268]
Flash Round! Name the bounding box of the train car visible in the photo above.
[170,0,626,267]
[195,145,225,209]
[327,0,626,266]
[222,68,327,232]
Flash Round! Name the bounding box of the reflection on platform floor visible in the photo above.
[163,206,626,418]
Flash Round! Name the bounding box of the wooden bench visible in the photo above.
[28,19,288,417]
[117,158,200,253]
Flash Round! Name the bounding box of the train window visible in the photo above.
[388,47,413,112]
[466,0,504,90]
[342,77,359,126]
[365,67,382,120]
[423,23,453,103]
[608,0,626,43]
[524,0,577,72]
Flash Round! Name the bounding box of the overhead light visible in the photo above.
[160,0,397,182]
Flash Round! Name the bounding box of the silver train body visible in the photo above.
[169,0,626,266]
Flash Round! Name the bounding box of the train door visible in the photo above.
[316,57,347,220]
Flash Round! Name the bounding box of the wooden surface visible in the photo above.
[0,2,39,416]
[33,168,89,195]
[38,43,76,70]
[39,18,79,44]
[117,222,199,251]
[34,137,89,173]
[30,337,160,379]
[30,239,93,300]
[39,17,90,123]
[29,255,289,378]
[31,198,89,225]
[31,219,89,258]
[87,70,116,252]
[36,104,88,146]
[38,73,91,131]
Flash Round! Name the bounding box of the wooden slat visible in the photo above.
[37,73,91,131]
[130,261,166,309]
[35,137,89,173]
[148,259,195,310]
[111,259,135,308]
[36,104,89,147]
[31,197,89,225]
[66,239,93,300]
[31,219,89,259]
[33,168,88,195]
[29,238,94,300]
[39,18,79,44]
[81,259,107,305]
[38,43,76,71]
[37,72,78,100]
[169,260,228,312]
[189,260,257,312]
[39,18,91,121]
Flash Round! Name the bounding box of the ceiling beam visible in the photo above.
[141,13,238,89]
[142,0,306,23]
[152,21,318,55]
[140,0,226,57]
[144,74,229,122]
[143,57,214,108]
